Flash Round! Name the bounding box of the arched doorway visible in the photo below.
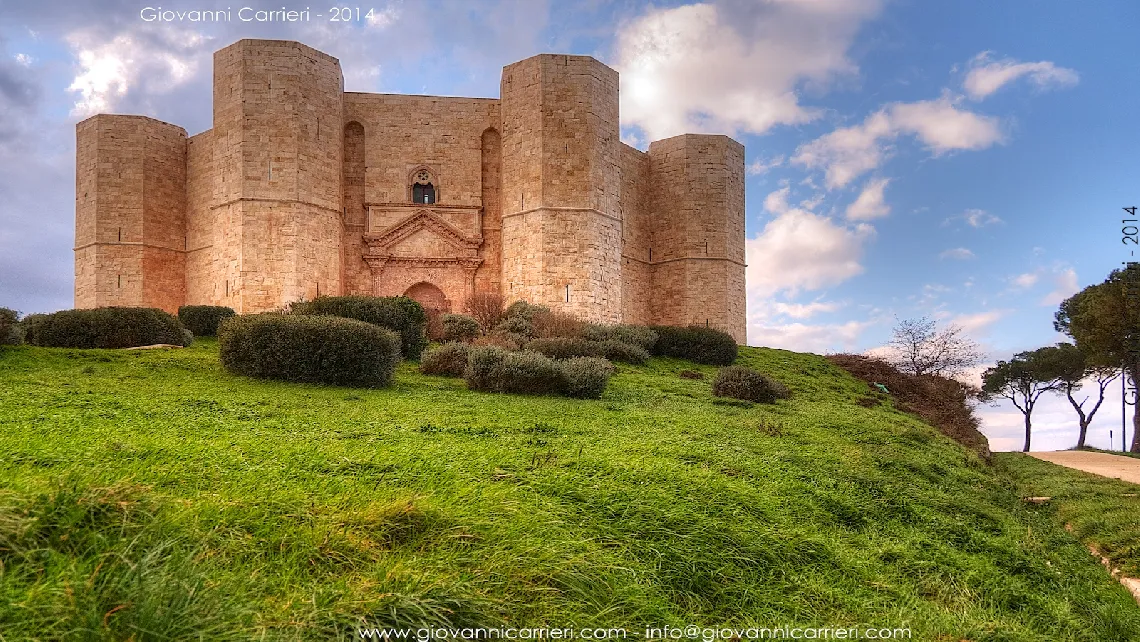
[404,282,451,341]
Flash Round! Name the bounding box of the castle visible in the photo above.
[74,39,747,341]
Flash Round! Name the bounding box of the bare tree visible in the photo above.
[464,291,505,333]
[888,316,985,378]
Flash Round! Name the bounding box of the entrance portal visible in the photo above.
[403,281,451,313]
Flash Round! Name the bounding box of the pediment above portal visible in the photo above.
[367,205,480,238]
[363,208,482,259]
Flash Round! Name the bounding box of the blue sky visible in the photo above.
[1,0,1137,451]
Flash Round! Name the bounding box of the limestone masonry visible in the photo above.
[75,39,747,341]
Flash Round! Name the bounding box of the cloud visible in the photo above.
[772,299,844,319]
[845,177,890,220]
[747,154,785,176]
[963,51,1079,100]
[66,28,210,117]
[748,318,874,353]
[793,94,1004,188]
[950,309,1008,334]
[614,0,883,141]
[943,207,1003,228]
[1010,272,1039,288]
[1040,268,1079,306]
[747,187,876,297]
[939,247,975,260]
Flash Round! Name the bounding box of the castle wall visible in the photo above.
[211,39,344,311]
[475,127,502,295]
[619,142,653,325]
[74,115,186,313]
[500,54,623,323]
[647,134,746,342]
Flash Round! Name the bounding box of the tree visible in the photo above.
[887,316,985,378]
[1034,342,1119,449]
[465,291,505,333]
[1054,263,1140,452]
[980,348,1064,452]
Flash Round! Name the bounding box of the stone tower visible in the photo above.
[500,54,623,324]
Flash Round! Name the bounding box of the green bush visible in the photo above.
[712,366,790,403]
[492,351,568,395]
[561,357,614,399]
[218,314,400,388]
[177,305,235,337]
[420,342,471,377]
[441,314,480,342]
[597,340,649,365]
[503,301,550,322]
[290,295,427,359]
[21,307,190,349]
[581,324,658,351]
[649,325,738,365]
[464,345,511,392]
[494,315,534,339]
[0,307,22,346]
[524,337,604,360]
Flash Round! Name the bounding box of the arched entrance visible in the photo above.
[404,282,451,313]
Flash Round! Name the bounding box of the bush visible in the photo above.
[678,370,704,380]
[290,295,427,359]
[424,308,446,342]
[21,307,190,349]
[712,366,790,404]
[494,315,534,339]
[581,323,658,351]
[524,337,604,360]
[441,314,481,342]
[561,357,614,399]
[464,345,512,392]
[473,332,524,350]
[465,292,505,331]
[532,309,585,339]
[649,325,738,365]
[177,305,235,337]
[0,307,23,346]
[218,314,400,387]
[597,340,650,365]
[420,342,471,377]
[504,300,550,322]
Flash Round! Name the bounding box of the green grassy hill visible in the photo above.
[1,340,1138,640]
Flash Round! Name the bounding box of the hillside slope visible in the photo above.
[1,341,1138,640]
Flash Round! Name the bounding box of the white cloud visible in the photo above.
[14,53,32,66]
[845,177,891,220]
[944,208,1003,227]
[66,29,209,117]
[793,95,1003,188]
[963,51,1079,100]
[614,1,883,141]
[748,318,873,353]
[940,247,975,260]
[1040,268,1079,306]
[366,4,400,28]
[747,155,785,176]
[747,189,876,298]
[1011,272,1039,288]
[772,300,844,319]
[949,309,1009,335]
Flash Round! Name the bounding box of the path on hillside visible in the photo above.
[1029,451,1140,485]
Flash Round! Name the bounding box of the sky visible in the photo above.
[1,0,1137,452]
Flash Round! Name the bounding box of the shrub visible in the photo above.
[581,323,658,351]
[465,291,505,331]
[177,305,235,337]
[494,315,534,339]
[597,340,650,365]
[532,309,585,339]
[420,342,471,377]
[561,357,614,399]
[473,332,524,350]
[678,369,704,380]
[441,314,481,342]
[424,308,446,342]
[218,314,400,387]
[464,347,563,395]
[464,345,511,392]
[504,300,550,322]
[712,366,790,404]
[0,307,22,346]
[290,295,427,359]
[649,325,738,365]
[21,307,190,349]
[524,337,604,360]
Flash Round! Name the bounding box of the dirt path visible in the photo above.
[1028,451,1140,485]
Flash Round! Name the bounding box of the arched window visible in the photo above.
[411,168,436,204]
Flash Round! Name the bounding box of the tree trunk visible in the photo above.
[1077,421,1088,449]
[1023,414,1032,452]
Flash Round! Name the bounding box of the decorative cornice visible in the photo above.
[365,256,483,270]
[365,209,481,254]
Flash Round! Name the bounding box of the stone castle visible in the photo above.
[74,39,747,341]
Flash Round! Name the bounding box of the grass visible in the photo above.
[1078,446,1140,460]
[995,452,1140,577]
[1,339,1139,640]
